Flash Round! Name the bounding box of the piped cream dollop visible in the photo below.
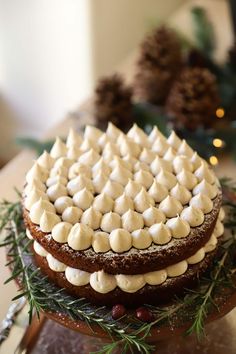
[78,149,100,166]
[100,212,121,232]
[54,196,73,214]
[67,175,94,196]
[159,196,183,218]
[47,183,67,202]
[134,188,154,213]
[167,131,182,150]
[80,207,102,230]
[170,183,191,205]
[37,151,54,169]
[40,211,60,232]
[139,148,155,164]
[150,156,172,175]
[92,231,110,253]
[124,179,142,198]
[50,137,67,158]
[62,206,82,224]
[193,179,218,199]
[166,216,190,238]
[122,209,144,232]
[67,223,93,250]
[102,180,124,199]
[29,198,55,224]
[142,206,166,226]
[110,164,132,186]
[173,155,193,174]
[194,163,215,184]
[131,229,152,249]
[190,193,213,214]
[93,193,114,214]
[68,162,91,180]
[152,137,169,157]
[115,274,145,293]
[110,229,132,253]
[66,128,82,148]
[47,254,66,272]
[25,189,48,210]
[148,180,168,202]
[149,222,171,245]
[134,170,154,189]
[65,267,90,286]
[90,270,117,294]
[156,169,176,190]
[93,171,108,194]
[176,170,197,190]
[178,140,193,157]
[73,188,94,210]
[167,261,188,277]
[181,206,204,227]
[114,194,134,215]
[52,222,72,243]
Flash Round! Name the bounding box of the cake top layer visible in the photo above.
[23,123,220,255]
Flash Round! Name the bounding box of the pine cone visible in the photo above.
[228,41,236,68]
[94,73,134,131]
[185,48,209,68]
[134,26,182,105]
[166,67,220,131]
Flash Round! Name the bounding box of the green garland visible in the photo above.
[0,179,236,353]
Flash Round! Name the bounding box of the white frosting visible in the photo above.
[190,193,213,214]
[134,169,153,189]
[103,141,120,158]
[114,194,134,215]
[66,128,82,148]
[127,123,150,148]
[90,271,117,294]
[148,180,168,202]
[204,234,217,252]
[156,169,176,190]
[93,193,114,214]
[54,157,73,169]
[73,188,94,210]
[65,267,90,286]
[124,179,142,198]
[92,158,111,176]
[144,270,167,286]
[166,216,190,238]
[110,156,132,172]
[78,149,100,166]
[123,155,138,170]
[167,131,182,150]
[193,179,218,199]
[37,151,54,169]
[194,163,215,184]
[50,165,68,178]
[24,179,46,196]
[80,138,99,153]
[176,170,197,190]
[191,152,202,170]
[52,222,72,243]
[46,176,67,187]
[116,274,145,293]
[163,147,176,162]
[68,162,91,180]
[47,183,67,202]
[84,125,103,142]
[148,126,166,144]
[152,137,169,157]
[92,232,110,253]
[214,219,224,237]
[139,148,155,164]
[170,183,191,205]
[109,229,132,253]
[110,164,132,186]
[119,136,141,158]
[100,212,121,232]
[149,222,172,245]
[67,175,94,196]
[29,198,55,224]
[181,206,204,227]
[173,155,193,174]
[122,209,144,232]
[143,206,166,226]
[133,161,150,173]
[187,248,205,264]
[80,207,102,230]
[67,146,82,160]
[50,137,67,158]
[54,196,73,214]
[33,240,48,257]
[67,223,93,250]
[102,180,124,199]
[62,206,82,224]
[98,133,111,148]
[25,189,48,210]
[178,140,194,157]
[159,196,183,218]
[26,162,48,183]
[46,254,67,272]
[26,229,33,240]
[150,156,172,175]
[106,122,122,140]
[40,211,60,232]
[219,208,225,221]
[132,229,152,249]
[93,171,108,194]
[134,188,154,213]
[167,261,188,277]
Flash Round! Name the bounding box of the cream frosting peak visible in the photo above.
[68,162,91,180]
[142,206,166,226]
[156,169,176,190]
[37,151,54,169]
[110,228,132,253]
[191,152,202,170]
[98,133,111,148]
[52,222,72,243]
[148,126,165,143]
[163,147,176,162]
[90,271,117,294]
[100,212,121,232]
[134,188,154,213]
[134,169,153,189]
[189,193,213,214]
[78,148,100,166]
[93,193,114,214]
[50,137,67,158]
[178,140,194,157]
[139,148,155,164]
[80,207,102,230]
[119,137,141,158]
[80,138,99,153]
[110,164,132,186]
[73,188,94,210]
[26,162,48,183]
[127,123,150,147]
[193,179,218,199]
[102,180,124,199]
[125,179,142,198]
[84,125,103,142]
[103,141,120,157]
[40,210,60,232]
[159,195,183,218]
[194,163,215,184]
[177,169,197,190]
[167,131,182,150]
[148,180,168,202]
[173,155,193,174]
[170,183,191,205]
[149,222,171,245]
[24,179,46,196]
[67,175,94,196]
[150,156,172,175]
[47,183,67,202]
[152,137,169,157]
[110,156,132,172]
[166,216,190,238]
[46,175,67,187]
[29,198,55,224]
[106,122,122,140]
[62,206,82,224]
[54,196,73,214]
[92,231,110,253]
[132,229,152,249]
[67,223,93,250]
[181,206,204,227]
[122,209,144,232]
[25,189,48,210]
[92,158,111,176]
[66,128,82,148]
[93,171,108,194]
[114,194,134,215]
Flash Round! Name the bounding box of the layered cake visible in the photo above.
[23,123,224,306]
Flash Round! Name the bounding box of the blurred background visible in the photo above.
[0,0,234,167]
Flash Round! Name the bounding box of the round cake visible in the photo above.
[22,123,224,306]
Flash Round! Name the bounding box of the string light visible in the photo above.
[216,107,225,119]
[213,138,223,148]
[209,155,218,166]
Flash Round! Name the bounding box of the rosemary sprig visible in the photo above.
[0,178,236,353]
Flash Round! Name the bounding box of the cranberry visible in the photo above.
[111,304,126,320]
[136,307,153,322]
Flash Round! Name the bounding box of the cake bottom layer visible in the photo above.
[33,248,218,307]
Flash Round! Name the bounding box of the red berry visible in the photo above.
[112,304,126,320]
[136,307,153,322]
